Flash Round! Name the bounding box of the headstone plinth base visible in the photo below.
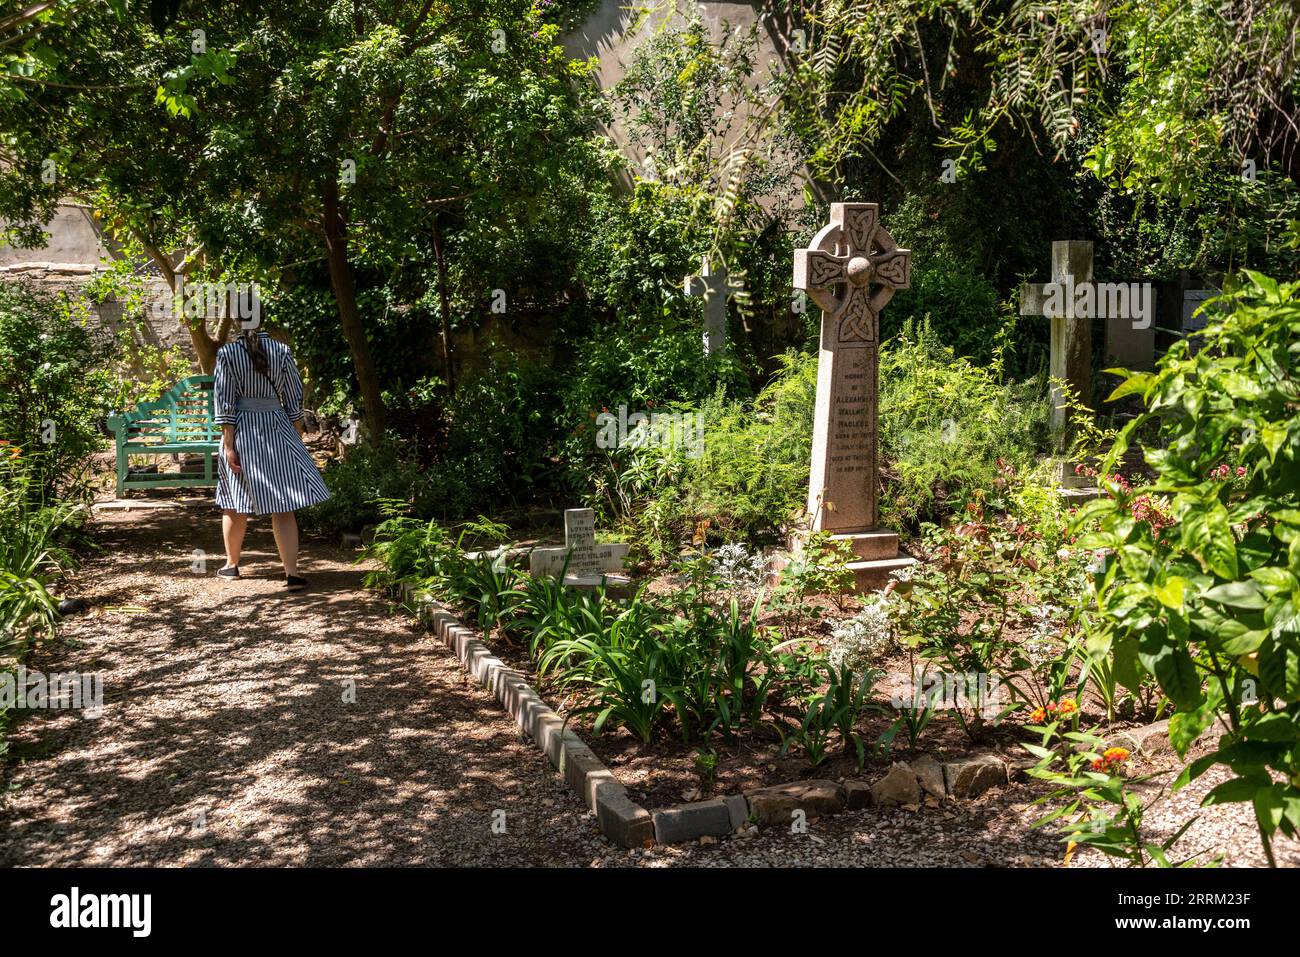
[830,530,901,561]
[786,528,917,594]
[562,573,633,597]
[1060,486,1104,504]
[847,555,918,592]
[1054,460,1104,503]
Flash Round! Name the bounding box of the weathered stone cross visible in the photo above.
[683,256,735,356]
[1019,241,1097,444]
[792,202,916,590]
[1019,240,1156,435]
[1019,240,1154,492]
[529,508,630,583]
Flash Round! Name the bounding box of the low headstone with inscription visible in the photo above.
[1180,287,1218,356]
[792,202,917,591]
[529,508,630,587]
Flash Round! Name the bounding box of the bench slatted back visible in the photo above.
[111,376,219,446]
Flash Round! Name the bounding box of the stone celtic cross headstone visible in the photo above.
[684,256,734,356]
[529,508,630,584]
[792,201,917,590]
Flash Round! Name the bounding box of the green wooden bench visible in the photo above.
[107,375,221,497]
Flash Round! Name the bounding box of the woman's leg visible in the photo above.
[270,511,300,577]
[222,509,248,568]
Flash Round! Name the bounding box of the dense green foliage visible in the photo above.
[0,280,114,498]
[1076,272,1300,865]
[583,323,1051,553]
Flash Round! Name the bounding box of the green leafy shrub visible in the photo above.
[0,450,89,758]
[600,321,1052,552]
[781,661,887,769]
[1077,271,1300,866]
[592,350,815,552]
[0,450,85,649]
[1024,713,1218,867]
[366,514,831,749]
[0,279,116,498]
[431,345,562,516]
[878,319,1051,529]
[302,443,428,536]
[882,225,1005,364]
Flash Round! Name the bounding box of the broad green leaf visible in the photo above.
[1250,567,1297,595]
[1113,635,1144,695]
[1203,580,1266,609]
[1253,786,1285,837]
[1259,638,1300,702]
[1169,706,1213,758]
[1218,628,1268,656]
[1154,576,1187,609]
[1203,775,1266,806]
[1242,713,1299,743]
[1261,423,1289,462]
[1139,638,1204,709]
[1106,372,1153,402]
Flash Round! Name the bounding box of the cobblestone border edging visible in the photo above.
[399,588,1186,848]
[405,589,654,848]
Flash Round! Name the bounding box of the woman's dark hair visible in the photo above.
[241,329,269,377]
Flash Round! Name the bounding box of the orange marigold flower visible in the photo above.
[1092,747,1131,773]
[1030,707,1047,723]
[1057,699,1077,715]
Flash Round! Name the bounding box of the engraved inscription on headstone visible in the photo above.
[529,508,629,580]
[793,202,910,534]
[563,508,599,577]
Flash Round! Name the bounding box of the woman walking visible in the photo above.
[213,329,331,592]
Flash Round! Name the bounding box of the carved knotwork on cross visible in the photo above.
[793,203,911,344]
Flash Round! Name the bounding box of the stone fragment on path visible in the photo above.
[909,754,946,799]
[870,762,921,807]
[942,755,1007,799]
[744,779,845,826]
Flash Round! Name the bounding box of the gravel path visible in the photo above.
[2,503,1294,868]
[0,504,609,866]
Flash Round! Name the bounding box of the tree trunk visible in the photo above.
[322,177,387,440]
[137,236,220,373]
[431,213,455,393]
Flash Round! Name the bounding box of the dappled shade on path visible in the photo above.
[0,507,605,866]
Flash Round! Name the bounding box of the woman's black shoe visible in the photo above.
[285,575,308,592]
[217,566,240,579]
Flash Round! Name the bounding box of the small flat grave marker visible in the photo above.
[529,508,630,586]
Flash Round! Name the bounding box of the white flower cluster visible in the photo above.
[1024,603,1063,665]
[827,596,895,673]
[889,563,916,583]
[708,543,768,592]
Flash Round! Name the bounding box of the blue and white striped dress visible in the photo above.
[213,334,331,515]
